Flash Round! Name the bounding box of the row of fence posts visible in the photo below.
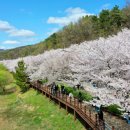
[34,82,115,130]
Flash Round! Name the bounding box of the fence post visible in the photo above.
[49,87,50,93]
[84,105,86,114]
[45,91,47,97]
[80,102,82,110]
[70,97,71,104]
[95,114,98,126]
[74,98,75,107]
[74,110,76,121]
[76,100,79,108]
[112,126,115,130]
[41,88,43,94]
[55,90,57,97]
[61,93,63,100]
[59,91,60,98]
[46,86,49,93]
[89,110,91,119]
[47,87,49,93]
[49,94,51,101]
[66,94,67,102]
[66,105,68,115]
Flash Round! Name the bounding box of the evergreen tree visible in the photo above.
[99,9,111,36]
[15,60,30,92]
[91,15,100,38]
[122,3,130,28]
[110,5,123,32]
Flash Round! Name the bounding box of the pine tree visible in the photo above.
[110,5,123,32]
[15,60,30,92]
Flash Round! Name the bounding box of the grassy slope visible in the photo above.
[0,88,85,130]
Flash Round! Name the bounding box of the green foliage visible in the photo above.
[79,90,93,101]
[0,5,130,60]
[99,9,111,36]
[58,83,93,101]
[0,64,14,93]
[65,86,74,94]
[15,60,30,92]
[122,3,130,28]
[106,104,122,116]
[110,5,124,33]
[0,64,8,71]
[41,78,48,84]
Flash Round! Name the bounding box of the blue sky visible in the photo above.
[0,0,126,49]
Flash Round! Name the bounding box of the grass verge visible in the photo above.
[0,88,85,130]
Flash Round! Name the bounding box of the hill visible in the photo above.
[0,49,4,52]
[0,5,130,60]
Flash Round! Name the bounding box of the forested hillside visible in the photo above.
[0,5,130,60]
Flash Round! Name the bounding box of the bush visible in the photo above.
[64,87,74,94]
[0,64,8,71]
[106,104,122,116]
[41,78,48,84]
[0,70,14,93]
[57,82,92,101]
[80,91,93,101]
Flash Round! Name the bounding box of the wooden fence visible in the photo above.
[31,82,115,130]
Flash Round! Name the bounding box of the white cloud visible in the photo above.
[47,7,93,26]
[0,20,36,37]
[0,20,14,31]
[9,29,36,37]
[0,46,6,49]
[2,40,20,44]
[66,7,87,15]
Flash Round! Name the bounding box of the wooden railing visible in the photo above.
[31,82,115,130]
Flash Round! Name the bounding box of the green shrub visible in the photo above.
[57,82,92,101]
[41,78,48,84]
[0,64,8,71]
[0,70,14,93]
[106,104,122,116]
[64,87,74,94]
[80,91,93,101]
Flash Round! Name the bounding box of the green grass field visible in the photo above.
[0,88,86,130]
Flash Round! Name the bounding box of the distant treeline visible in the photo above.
[0,5,130,60]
